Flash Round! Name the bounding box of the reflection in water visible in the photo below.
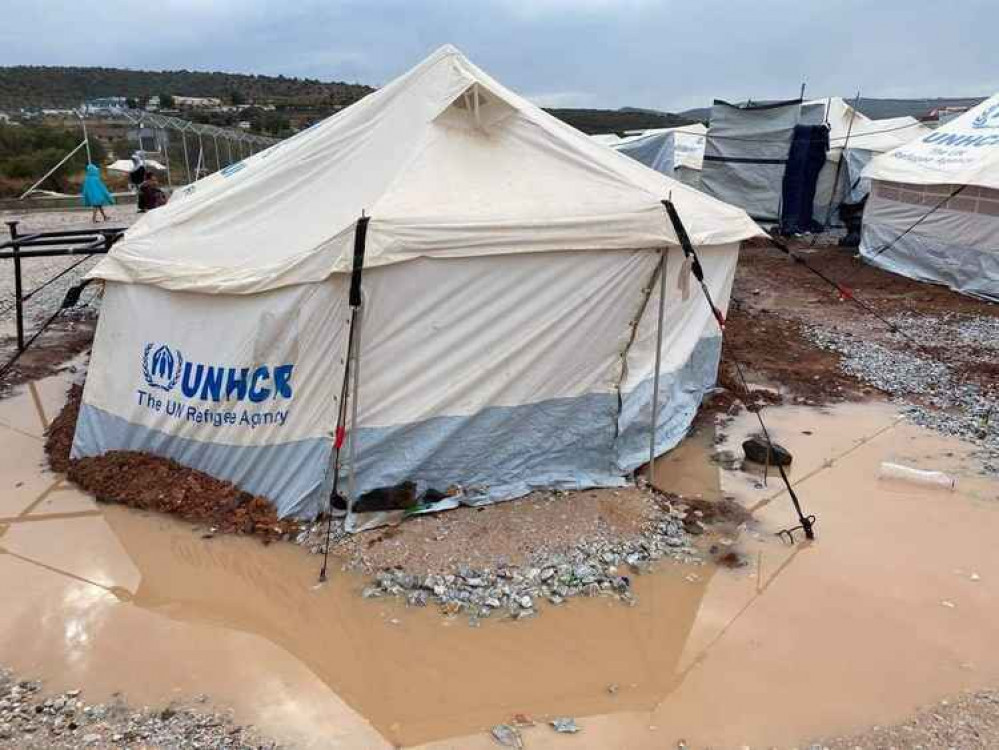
[105,505,714,746]
[2,373,999,750]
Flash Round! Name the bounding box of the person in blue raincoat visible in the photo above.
[81,163,115,222]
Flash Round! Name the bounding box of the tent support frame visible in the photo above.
[648,247,669,478]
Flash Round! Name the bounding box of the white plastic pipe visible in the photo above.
[878,462,956,490]
[18,140,87,199]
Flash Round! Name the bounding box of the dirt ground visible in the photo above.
[336,486,664,573]
[44,384,300,544]
[0,314,95,395]
[815,689,999,749]
[726,239,998,399]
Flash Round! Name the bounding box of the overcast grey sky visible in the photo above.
[1,0,993,112]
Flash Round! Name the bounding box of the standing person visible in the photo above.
[81,163,115,223]
[137,172,167,213]
[129,152,146,194]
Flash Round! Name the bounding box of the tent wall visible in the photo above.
[676,166,702,190]
[701,100,801,224]
[843,148,877,204]
[73,279,346,518]
[616,244,735,469]
[612,125,706,186]
[811,158,850,227]
[672,125,707,171]
[861,180,999,301]
[73,244,739,520]
[614,131,677,175]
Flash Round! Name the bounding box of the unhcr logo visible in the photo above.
[142,343,183,392]
[141,342,294,403]
[972,103,999,130]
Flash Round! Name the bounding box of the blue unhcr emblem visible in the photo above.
[142,343,184,392]
[972,103,999,130]
[220,161,247,178]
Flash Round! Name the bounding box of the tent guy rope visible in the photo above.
[662,198,817,542]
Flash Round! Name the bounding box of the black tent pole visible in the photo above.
[319,213,370,582]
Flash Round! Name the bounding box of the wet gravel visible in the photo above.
[0,669,277,749]
[299,489,703,624]
[813,689,999,750]
[806,313,999,473]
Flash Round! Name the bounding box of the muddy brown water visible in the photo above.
[1,372,998,749]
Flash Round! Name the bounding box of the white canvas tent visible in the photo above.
[801,98,871,226]
[73,45,761,522]
[589,133,623,146]
[612,124,707,188]
[107,158,167,173]
[839,116,932,204]
[803,99,928,222]
[700,97,930,231]
[860,94,999,301]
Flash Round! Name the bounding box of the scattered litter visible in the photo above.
[713,549,748,569]
[970,573,981,582]
[551,717,580,734]
[941,600,956,609]
[878,462,956,490]
[606,683,619,695]
[491,723,523,748]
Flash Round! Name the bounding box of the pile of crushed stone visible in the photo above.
[297,484,750,623]
[0,668,277,749]
[44,386,300,543]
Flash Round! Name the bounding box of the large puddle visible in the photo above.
[1,373,997,749]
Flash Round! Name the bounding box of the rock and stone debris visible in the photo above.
[300,488,705,623]
[0,668,278,749]
[806,313,999,474]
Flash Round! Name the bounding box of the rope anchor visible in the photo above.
[777,515,817,545]
[661,198,817,543]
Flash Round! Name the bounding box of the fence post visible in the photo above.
[5,221,24,351]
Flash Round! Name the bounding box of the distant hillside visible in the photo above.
[546,108,693,135]
[678,96,989,124]
[0,66,374,109]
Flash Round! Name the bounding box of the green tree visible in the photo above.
[159,93,175,109]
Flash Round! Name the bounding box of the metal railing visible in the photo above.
[0,221,125,351]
